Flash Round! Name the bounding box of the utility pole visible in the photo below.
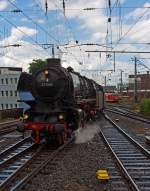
[113,52,116,72]
[134,56,138,102]
[52,45,55,58]
[104,76,107,92]
[120,70,124,93]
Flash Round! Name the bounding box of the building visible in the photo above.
[117,83,129,93]
[0,67,22,110]
[128,72,150,100]
[104,85,117,93]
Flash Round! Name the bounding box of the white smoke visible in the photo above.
[75,123,100,144]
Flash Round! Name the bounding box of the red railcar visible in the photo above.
[105,92,119,103]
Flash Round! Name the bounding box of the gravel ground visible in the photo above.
[22,117,129,191]
[106,111,150,150]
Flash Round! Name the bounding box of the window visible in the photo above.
[15,104,17,108]
[10,78,13,84]
[1,79,4,84]
[10,104,13,109]
[6,104,8,109]
[10,90,13,96]
[15,91,17,96]
[1,91,4,96]
[6,91,8,96]
[14,78,17,83]
[1,104,3,110]
[5,78,8,84]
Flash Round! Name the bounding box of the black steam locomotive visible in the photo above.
[17,58,104,144]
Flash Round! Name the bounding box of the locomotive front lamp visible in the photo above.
[44,70,49,75]
[23,114,29,119]
[59,114,64,120]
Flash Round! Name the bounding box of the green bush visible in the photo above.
[140,99,150,116]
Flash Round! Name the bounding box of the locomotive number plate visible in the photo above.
[41,82,53,87]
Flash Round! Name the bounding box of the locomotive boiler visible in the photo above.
[17,58,104,144]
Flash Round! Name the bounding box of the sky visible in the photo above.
[0,0,149,86]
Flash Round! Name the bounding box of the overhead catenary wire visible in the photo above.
[0,13,50,56]
[0,52,27,64]
[113,7,150,50]
[50,0,85,65]
[0,6,149,13]
[7,0,59,44]
[8,0,83,65]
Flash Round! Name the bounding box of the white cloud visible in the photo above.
[0,26,49,71]
[0,0,9,10]
[1,26,37,45]
[0,0,15,10]
[20,18,29,23]
[127,2,150,19]
[0,41,49,71]
[37,19,46,24]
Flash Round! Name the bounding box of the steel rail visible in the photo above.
[0,137,36,189]
[100,130,140,191]
[104,113,150,157]
[0,136,30,158]
[101,113,150,190]
[11,136,75,191]
[0,145,43,191]
[0,120,19,135]
[0,143,35,167]
[0,120,19,127]
[0,126,16,135]
[105,107,150,124]
[0,136,74,191]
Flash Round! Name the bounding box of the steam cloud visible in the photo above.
[75,123,100,144]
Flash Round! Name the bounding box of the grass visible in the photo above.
[140,99,150,116]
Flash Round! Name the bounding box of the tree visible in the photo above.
[28,59,47,74]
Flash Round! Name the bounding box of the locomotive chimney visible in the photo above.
[46,58,61,67]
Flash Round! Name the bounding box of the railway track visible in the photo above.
[0,136,74,191]
[0,136,37,190]
[100,113,150,191]
[105,106,150,124]
[0,120,19,136]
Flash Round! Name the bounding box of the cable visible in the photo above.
[113,8,149,49]
[13,0,73,60]
[0,6,149,13]
[7,0,59,44]
[50,0,85,65]
[22,6,150,11]
[118,0,122,40]
[111,0,118,12]
[0,14,50,55]
[0,52,26,64]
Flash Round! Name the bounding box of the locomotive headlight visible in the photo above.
[44,70,49,75]
[58,114,64,120]
[23,114,29,119]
